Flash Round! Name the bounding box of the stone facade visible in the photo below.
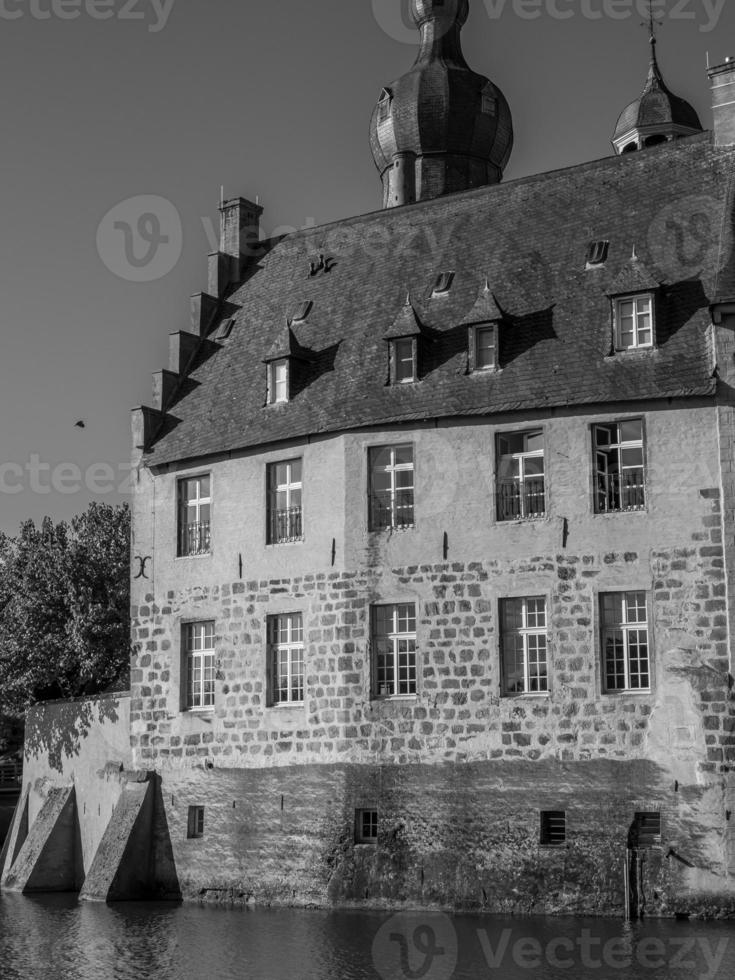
[123,402,735,913]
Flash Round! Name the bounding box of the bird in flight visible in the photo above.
[74,420,86,429]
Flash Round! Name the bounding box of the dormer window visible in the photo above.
[268,358,289,404]
[392,338,417,384]
[290,301,313,325]
[614,294,654,351]
[384,297,423,385]
[481,85,498,117]
[586,241,609,269]
[470,325,497,372]
[377,89,393,125]
[432,272,454,297]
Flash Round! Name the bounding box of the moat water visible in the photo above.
[0,894,733,980]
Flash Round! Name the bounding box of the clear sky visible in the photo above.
[0,0,732,534]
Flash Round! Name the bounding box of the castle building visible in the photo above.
[3,0,735,914]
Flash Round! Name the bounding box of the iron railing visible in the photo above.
[496,477,546,521]
[596,471,645,513]
[178,521,211,557]
[268,506,303,544]
[369,490,415,531]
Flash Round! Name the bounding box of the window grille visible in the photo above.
[500,597,548,695]
[372,604,417,697]
[601,592,650,692]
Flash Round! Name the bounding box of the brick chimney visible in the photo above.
[208,196,263,296]
[708,57,735,146]
[220,196,263,260]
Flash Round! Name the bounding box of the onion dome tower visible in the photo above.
[612,33,703,155]
[369,0,513,208]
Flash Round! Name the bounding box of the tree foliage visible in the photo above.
[0,503,130,714]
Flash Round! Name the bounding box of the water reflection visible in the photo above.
[0,893,732,980]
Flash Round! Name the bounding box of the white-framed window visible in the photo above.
[601,591,650,693]
[473,325,497,372]
[184,621,215,710]
[268,613,304,705]
[355,808,378,843]
[391,338,417,384]
[500,597,548,695]
[372,603,417,697]
[368,444,414,531]
[594,419,645,513]
[267,358,289,404]
[177,474,211,556]
[496,430,545,521]
[614,294,654,350]
[267,458,303,544]
[187,806,205,839]
[540,810,566,846]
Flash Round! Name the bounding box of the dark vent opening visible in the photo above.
[540,810,566,846]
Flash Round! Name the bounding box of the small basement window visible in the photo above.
[630,811,662,848]
[540,811,566,846]
[355,808,378,843]
[187,806,205,839]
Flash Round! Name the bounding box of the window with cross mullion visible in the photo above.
[500,597,548,695]
[177,475,211,556]
[594,419,645,513]
[185,622,215,710]
[269,613,304,704]
[267,459,303,544]
[369,445,414,531]
[601,592,650,692]
[496,431,545,521]
[373,603,417,697]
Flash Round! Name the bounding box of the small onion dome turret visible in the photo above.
[370,0,513,208]
[613,37,703,155]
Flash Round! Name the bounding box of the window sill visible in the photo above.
[266,540,304,548]
[496,515,547,524]
[602,689,652,697]
[501,691,550,699]
[594,508,646,516]
[267,701,305,709]
[175,553,212,561]
[372,694,418,703]
[368,526,415,534]
[183,706,215,715]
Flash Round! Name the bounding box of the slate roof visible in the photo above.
[145,132,730,468]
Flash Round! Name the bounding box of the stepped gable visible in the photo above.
[144,133,724,468]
